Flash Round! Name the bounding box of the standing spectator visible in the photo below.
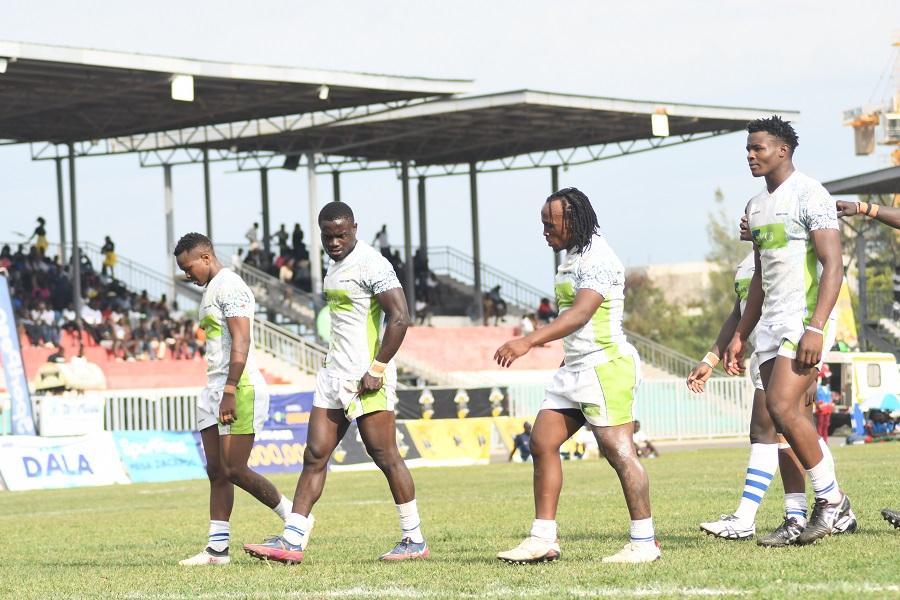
[231,247,245,270]
[509,422,532,462]
[273,224,290,257]
[373,224,390,258]
[816,378,834,441]
[101,236,117,278]
[292,223,308,261]
[245,222,261,251]
[536,297,557,324]
[27,217,50,256]
[279,257,294,285]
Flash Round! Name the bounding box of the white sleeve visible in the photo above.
[218,282,255,319]
[801,184,839,232]
[361,255,402,296]
[574,254,617,298]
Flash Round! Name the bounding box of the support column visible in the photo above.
[856,223,868,351]
[332,171,341,203]
[417,176,428,268]
[163,165,176,301]
[55,157,67,264]
[469,162,483,323]
[203,148,213,239]
[307,152,322,295]
[401,162,415,318]
[551,165,561,272]
[67,144,82,326]
[260,168,271,258]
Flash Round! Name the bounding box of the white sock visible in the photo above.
[396,499,425,544]
[807,458,842,504]
[733,443,778,523]
[274,495,293,521]
[630,517,655,547]
[784,493,808,526]
[207,520,229,552]
[818,438,834,471]
[282,512,310,548]
[530,518,557,543]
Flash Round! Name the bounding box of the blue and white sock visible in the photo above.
[273,495,293,521]
[733,443,778,523]
[397,499,425,544]
[207,520,230,552]
[282,512,310,548]
[784,493,808,527]
[630,517,655,547]
[807,458,842,504]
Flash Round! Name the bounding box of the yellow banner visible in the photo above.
[404,417,493,462]
[834,279,858,349]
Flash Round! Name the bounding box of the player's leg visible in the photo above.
[357,409,429,560]
[701,388,778,540]
[243,406,349,564]
[763,356,851,544]
[179,426,233,566]
[497,407,583,564]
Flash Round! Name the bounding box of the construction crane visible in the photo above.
[844,34,900,164]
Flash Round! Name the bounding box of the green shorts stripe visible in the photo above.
[231,376,256,435]
[592,355,637,426]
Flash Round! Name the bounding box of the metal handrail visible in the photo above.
[253,317,327,376]
[234,262,318,327]
[625,329,698,378]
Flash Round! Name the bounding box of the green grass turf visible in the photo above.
[0,443,898,599]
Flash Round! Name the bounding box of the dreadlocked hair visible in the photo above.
[747,115,799,154]
[547,187,599,254]
[173,232,213,257]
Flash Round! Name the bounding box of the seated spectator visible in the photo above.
[536,297,557,324]
[231,247,245,270]
[415,299,433,327]
[519,313,536,336]
[483,285,507,326]
[633,421,659,458]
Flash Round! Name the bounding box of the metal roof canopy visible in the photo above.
[204,90,800,173]
[823,165,900,195]
[0,40,471,144]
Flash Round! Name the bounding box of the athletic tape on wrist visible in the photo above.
[223,384,236,395]
[870,204,879,218]
[701,352,719,369]
[805,325,824,335]
[367,359,388,379]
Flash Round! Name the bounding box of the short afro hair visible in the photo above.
[747,115,799,153]
[318,201,355,224]
[173,232,213,257]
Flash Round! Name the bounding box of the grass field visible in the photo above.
[1,443,898,599]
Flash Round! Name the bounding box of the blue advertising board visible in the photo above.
[113,431,206,483]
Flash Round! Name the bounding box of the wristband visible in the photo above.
[701,352,719,369]
[805,325,824,335]
[223,384,236,395]
[869,204,879,218]
[367,359,388,378]
[858,201,869,216]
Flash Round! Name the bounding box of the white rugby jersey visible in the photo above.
[199,268,261,388]
[323,240,401,378]
[734,252,755,316]
[745,171,839,325]
[555,233,637,370]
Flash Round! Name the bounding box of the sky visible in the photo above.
[0,1,898,294]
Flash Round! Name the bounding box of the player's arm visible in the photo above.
[359,287,410,394]
[220,315,251,425]
[494,289,603,368]
[724,250,763,376]
[837,199,900,229]
[796,228,841,369]
[687,297,741,393]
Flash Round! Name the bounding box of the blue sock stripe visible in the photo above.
[741,491,763,504]
[816,481,836,495]
[401,522,421,532]
[746,468,775,480]
[284,525,306,536]
[786,510,806,516]
[744,479,771,492]
[209,533,230,538]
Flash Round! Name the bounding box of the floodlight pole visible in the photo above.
[163,165,176,301]
[67,143,82,326]
[260,168,271,258]
[307,152,322,295]
[417,176,428,269]
[203,148,213,240]
[469,162,483,323]
[55,157,67,264]
[551,165,561,273]
[332,171,341,203]
[401,161,415,319]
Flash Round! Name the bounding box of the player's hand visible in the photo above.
[795,330,823,370]
[219,392,237,425]
[358,372,384,396]
[686,362,713,393]
[739,215,753,242]
[723,335,746,376]
[494,338,533,368]
[836,200,859,218]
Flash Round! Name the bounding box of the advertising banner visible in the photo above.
[328,421,422,471]
[264,392,314,428]
[403,417,493,465]
[113,431,206,483]
[247,426,308,474]
[396,387,509,420]
[0,433,130,491]
[39,394,105,437]
[0,277,35,435]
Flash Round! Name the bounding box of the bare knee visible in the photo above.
[207,462,227,484]
[368,447,403,475]
[749,421,777,444]
[529,436,560,459]
[222,463,250,485]
[302,444,331,472]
